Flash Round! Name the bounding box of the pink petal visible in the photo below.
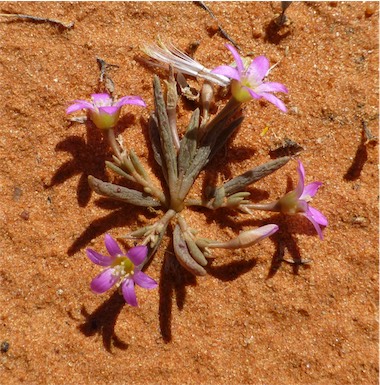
[260,92,287,112]
[303,211,324,240]
[246,56,269,83]
[133,271,158,289]
[245,86,261,100]
[309,206,328,226]
[127,245,148,265]
[91,93,112,105]
[295,160,306,197]
[211,65,241,81]
[86,248,114,266]
[104,234,123,258]
[225,44,245,74]
[90,268,119,294]
[66,101,95,114]
[115,96,146,108]
[301,182,323,199]
[255,82,288,94]
[121,278,138,306]
[98,106,120,115]
[255,224,279,239]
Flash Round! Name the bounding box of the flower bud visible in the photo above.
[205,224,279,250]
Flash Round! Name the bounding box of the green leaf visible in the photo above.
[178,108,200,178]
[88,175,161,207]
[173,224,207,276]
[220,156,291,196]
[153,76,178,191]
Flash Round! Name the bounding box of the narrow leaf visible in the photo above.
[173,225,207,276]
[129,149,149,180]
[220,156,291,196]
[178,116,244,200]
[105,161,135,182]
[178,108,200,177]
[88,175,161,207]
[153,76,178,190]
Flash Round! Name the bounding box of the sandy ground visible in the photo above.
[0,2,378,385]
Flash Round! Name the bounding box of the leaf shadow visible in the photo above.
[207,259,257,281]
[67,200,157,256]
[158,239,197,343]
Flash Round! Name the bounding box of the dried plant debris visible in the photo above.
[195,1,241,50]
[0,12,74,29]
[269,138,304,158]
[96,57,119,95]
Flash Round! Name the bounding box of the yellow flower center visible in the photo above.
[231,77,258,103]
[111,255,134,278]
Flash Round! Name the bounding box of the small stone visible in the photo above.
[13,187,23,201]
[365,4,376,17]
[20,210,29,220]
[1,341,9,353]
[252,26,263,38]
[206,21,219,36]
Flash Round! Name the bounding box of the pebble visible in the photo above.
[1,341,9,353]
[365,4,376,17]
[20,210,30,220]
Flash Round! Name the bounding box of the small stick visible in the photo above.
[195,1,241,50]
[362,120,378,146]
[0,13,74,29]
[96,57,119,95]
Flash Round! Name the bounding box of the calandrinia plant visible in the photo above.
[67,43,327,306]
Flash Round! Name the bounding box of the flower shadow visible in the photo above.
[78,290,129,353]
[48,114,137,207]
[47,122,108,207]
[266,213,312,278]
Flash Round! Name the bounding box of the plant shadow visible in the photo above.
[158,244,196,343]
[78,290,129,353]
[48,114,137,207]
[67,199,157,256]
[47,121,108,207]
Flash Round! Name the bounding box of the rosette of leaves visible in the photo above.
[88,67,289,276]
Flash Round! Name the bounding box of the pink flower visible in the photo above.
[211,44,288,112]
[86,234,157,307]
[276,160,328,239]
[244,160,328,239]
[66,93,146,130]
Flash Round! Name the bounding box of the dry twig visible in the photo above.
[0,13,74,29]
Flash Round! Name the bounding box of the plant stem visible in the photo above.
[105,128,122,159]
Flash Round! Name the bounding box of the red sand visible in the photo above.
[0,2,378,384]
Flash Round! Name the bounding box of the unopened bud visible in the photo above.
[206,224,279,249]
[201,81,214,111]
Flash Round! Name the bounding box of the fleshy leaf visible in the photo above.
[88,176,161,207]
